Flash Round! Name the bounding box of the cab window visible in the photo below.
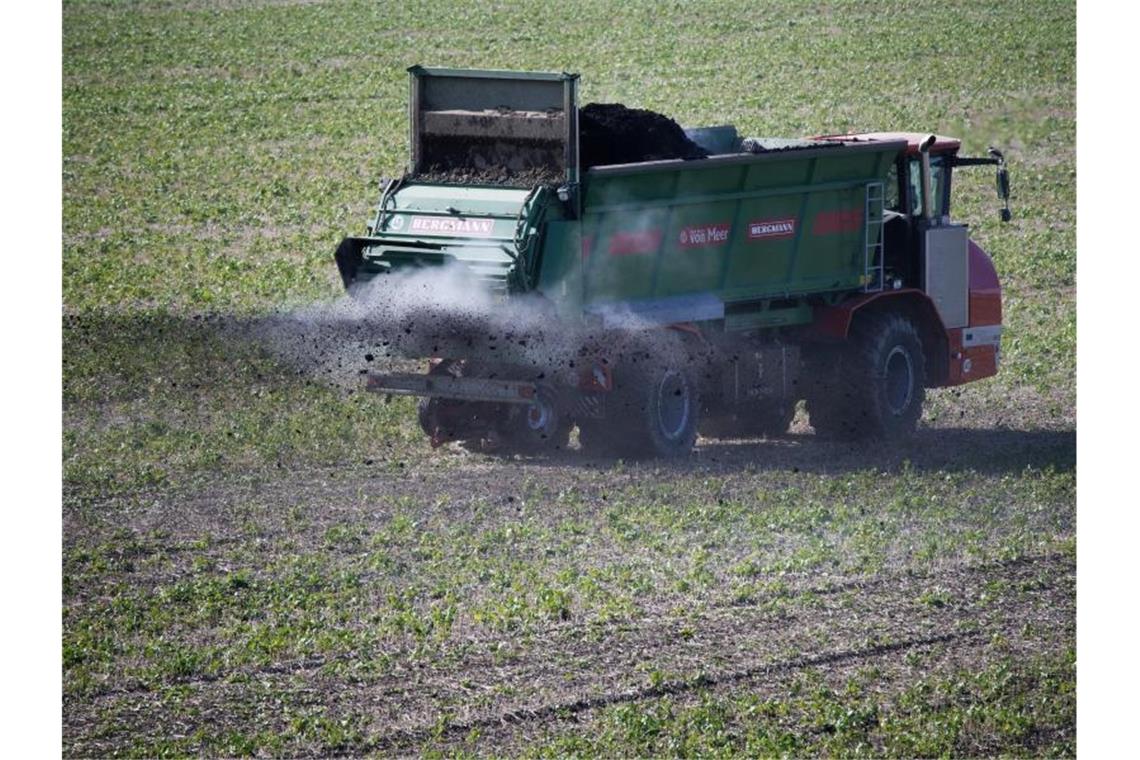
[885,162,901,211]
[905,155,948,218]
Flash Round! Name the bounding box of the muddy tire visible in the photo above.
[498,387,572,453]
[806,313,925,440]
[586,361,699,458]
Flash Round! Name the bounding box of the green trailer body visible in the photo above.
[334,67,1010,456]
[344,145,902,332]
[541,143,901,330]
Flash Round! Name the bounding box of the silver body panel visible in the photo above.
[923,224,970,329]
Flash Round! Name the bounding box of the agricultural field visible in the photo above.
[62,0,1076,756]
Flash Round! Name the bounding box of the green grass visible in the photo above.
[63,465,1074,701]
[63,312,425,493]
[524,649,1076,758]
[63,0,1075,755]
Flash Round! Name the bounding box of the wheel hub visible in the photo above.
[526,400,553,432]
[656,369,691,441]
[884,346,914,415]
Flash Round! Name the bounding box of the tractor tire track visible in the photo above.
[68,552,1063,700]
[64,552,1074,757]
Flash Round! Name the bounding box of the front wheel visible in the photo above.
[806,313,926,440]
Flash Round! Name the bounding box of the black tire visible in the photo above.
[497,387,572,453]
[642,364,700,457]
[585,361,699,458]
[805,313,925,440]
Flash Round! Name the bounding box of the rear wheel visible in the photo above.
[498,386,571,453]
[416,360,468,446]
[806,313,925,440]
[581,361,699,458]
[644,366,699,456]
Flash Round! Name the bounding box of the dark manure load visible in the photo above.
[579,103,708,168]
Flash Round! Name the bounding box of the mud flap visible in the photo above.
[334,237,367,290]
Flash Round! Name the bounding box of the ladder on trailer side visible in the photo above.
[863,181,885,292]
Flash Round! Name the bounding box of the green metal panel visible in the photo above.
[568,140,903,324]
[349,183,533,294]
[408,66,579,183]
[346,135,903,332]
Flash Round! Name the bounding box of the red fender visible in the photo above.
[810,288,947,340]
[808,288,952,385]
[806,240,1003,387]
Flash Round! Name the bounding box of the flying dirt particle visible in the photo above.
[365,353,375,362]
[363,458,374,465]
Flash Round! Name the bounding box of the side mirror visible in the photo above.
[989,147,1012,223]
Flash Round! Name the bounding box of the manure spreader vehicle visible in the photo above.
[334,67,1012,457]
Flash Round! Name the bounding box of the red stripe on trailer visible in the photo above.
[812,207,862,235]
[609,229,663,256]
[581,234,594,261]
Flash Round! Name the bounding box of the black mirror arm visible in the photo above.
[947,156,1000,167]
[949,150,1012,222]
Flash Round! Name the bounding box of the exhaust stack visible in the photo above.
[918,134,937,224]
